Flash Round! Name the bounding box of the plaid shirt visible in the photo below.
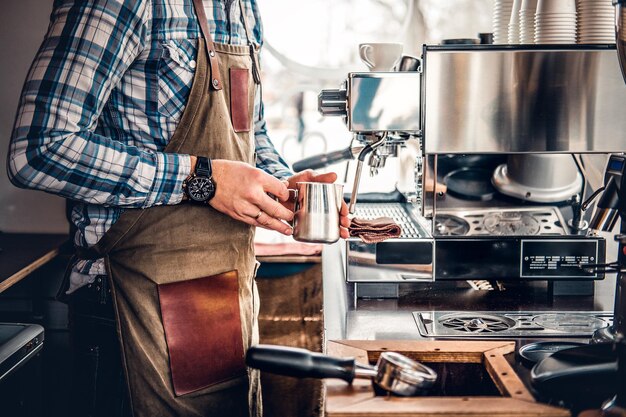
[8,0,292,278]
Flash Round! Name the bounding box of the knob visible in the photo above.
[318,89,347,117]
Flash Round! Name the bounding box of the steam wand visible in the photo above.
[348,134,387,215]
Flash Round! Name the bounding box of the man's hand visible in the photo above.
[209,160,294,235]
[283,169,351,239]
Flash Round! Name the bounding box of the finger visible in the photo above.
[340,201,349,216]
[340,226,350,239]
[260,173,289,201]
[255,212,293,236]
[257,194,294,221]
[340,215,351,228]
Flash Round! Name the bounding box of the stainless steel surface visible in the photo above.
[435,206,570,236]
[347,204,576,284]
[353,203,429,238]
[347,203,433,283]
[347,72,421,132]
[356,205,569,238]
[318,87,347,118]
[616,3,626,85]
[322,241,618,342]
[355,351,437,396]
[293,182,343,243]
[348,135,387,214]
[492,155,582,203]
[423,46,626,153]
[396,55,421,72]
[375,351,437,396]
[0,323,44,382]
[414,311,613,338]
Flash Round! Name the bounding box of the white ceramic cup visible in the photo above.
[359,43,403,71]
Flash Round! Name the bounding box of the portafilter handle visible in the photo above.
[246,345,358,383]
[292,145,364,172]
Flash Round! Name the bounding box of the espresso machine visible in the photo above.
[312,12,626,410]
[317,45,626,300]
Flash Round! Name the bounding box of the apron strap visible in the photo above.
[237,0,261,85]
[192,0,223,91]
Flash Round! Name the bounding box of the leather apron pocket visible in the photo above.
[229,68,250,132]
[157,270,246,396]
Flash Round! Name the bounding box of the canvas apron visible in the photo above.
[77,1,263,415]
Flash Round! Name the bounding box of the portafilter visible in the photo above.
[246,344,437,396]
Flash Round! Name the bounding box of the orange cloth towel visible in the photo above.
[349,217,402,244]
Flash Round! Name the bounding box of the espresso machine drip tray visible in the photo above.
[355,203,429,238]
[414,311,613,338]
[434,207,569,236]
[354,204,568,238]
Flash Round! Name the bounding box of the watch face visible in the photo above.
[187,176,215,202]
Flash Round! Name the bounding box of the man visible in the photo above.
[7,1,349,416]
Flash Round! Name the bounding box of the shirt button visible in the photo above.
[189,60,196,69]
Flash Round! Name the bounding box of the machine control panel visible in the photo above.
[521,240,599,278]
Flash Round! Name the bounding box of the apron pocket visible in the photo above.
[157,270,246,396]
[229,68,250,133]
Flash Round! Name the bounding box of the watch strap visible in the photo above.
[195,156,212,178]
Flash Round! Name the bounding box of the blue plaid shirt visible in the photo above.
[8,0,292,278]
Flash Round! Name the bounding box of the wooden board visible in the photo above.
[0,233,68,293]
[325,340,570,417]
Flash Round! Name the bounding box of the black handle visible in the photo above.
[246,345,356,383]
[292,147,354,172]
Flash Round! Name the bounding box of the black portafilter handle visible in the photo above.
[245,345,356,383]
[292,147,354,172]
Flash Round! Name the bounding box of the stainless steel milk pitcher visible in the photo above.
[291,182,344,244]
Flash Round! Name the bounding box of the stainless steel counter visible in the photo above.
[322,234,618,342]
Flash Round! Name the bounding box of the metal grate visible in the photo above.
[414,311,613,338]
[355,203,423,238]
[439,313,515,333]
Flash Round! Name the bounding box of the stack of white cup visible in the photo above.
[577,0,615,44]
[535,0,577,44]
[518,0,538,44]
[508,0,523,44]
[493,0,515,44]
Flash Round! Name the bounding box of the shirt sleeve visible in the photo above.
[7,0,191,208]
[253,92,293,180]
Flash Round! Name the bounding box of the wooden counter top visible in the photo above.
[0,233,69,293]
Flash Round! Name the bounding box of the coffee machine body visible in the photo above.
[319,45,626,292]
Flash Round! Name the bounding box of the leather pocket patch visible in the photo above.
[230,68,250,133]
[158,271,245,396]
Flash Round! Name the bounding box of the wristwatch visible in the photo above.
[183,156,216,203]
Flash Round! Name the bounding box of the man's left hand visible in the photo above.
[282,170,351,239]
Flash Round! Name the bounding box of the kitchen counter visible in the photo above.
[323,234,617,341]
[0,233,69,293]
[322,234,619,414]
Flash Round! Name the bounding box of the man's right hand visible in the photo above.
[205,159,294,236]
